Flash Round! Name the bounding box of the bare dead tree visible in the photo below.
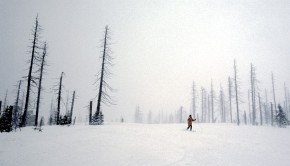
[56,72,64,125]
[35,42,47,127]
[271,73,277,113]
[248,89,252,124]
[219,85,225,122]
[13,80,22,129]
[92,26,114,125]
[211,80,215,123]
[201,87,205,123]
[21,15,42,127]
[233,59,240,125]
[258,93,263,125]
[271,102,274,126]
[207,94,211,123]
[48,97,54,125]
[192,80,197,119]
[3,89,8,112]
[264,89,269,125]
[89,101,93,125]
[250,63,257,125]
[228,77,233,123]
[69,91,76,124]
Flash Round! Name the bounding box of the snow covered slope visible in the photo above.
[1,123,290,166]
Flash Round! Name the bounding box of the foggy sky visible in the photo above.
[1,0,290,122]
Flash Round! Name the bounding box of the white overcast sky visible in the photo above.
[1,0,290,122]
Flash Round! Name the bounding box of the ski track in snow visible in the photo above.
[1,123,290,166]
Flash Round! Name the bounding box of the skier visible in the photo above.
[187,115,196,131]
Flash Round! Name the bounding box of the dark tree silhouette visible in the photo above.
[0,106,13,132]
[69,91,76,124]
[92,26,114,125]
[0,101,2,116]
[13,80,22,130]
[56,72,64,125]
[3,89,8,114]
[21,15,42,127]
[89,101,93,125]
[35,42,47,127]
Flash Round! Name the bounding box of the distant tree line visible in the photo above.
[131,59,290,128]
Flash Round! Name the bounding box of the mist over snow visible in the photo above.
[1,0,290,122]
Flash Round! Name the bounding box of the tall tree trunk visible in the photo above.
[271,73,277,114]
[271,103,274,126]
[264,89,268,124]
[69,91,75,124]
[251,64,256,125]
[201,87,205,123]
[259,93,263,126]
[248,90,252,124]
[35,42,47,127]
[14,80,22,129]
[208,94,210,123]
[57,72,64,125]
[21,16,39,127]
[89,101,92,125]
[228,77,232,123]
[234,59,240,125]
[96,26,108,117]
[49,98,54,125]
[192,81,196,119]
[3,89,8,112]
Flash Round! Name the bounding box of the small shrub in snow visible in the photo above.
[91,111,104,125]
[275,104,289,128]
[0,106,13,132]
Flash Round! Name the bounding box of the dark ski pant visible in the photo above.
[187,124,192,131]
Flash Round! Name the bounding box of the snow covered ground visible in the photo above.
[1,123,290,166]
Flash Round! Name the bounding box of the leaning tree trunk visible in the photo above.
[69,91,75,124]
[56,72,64,125]
[35,42,47,127]
[14,80,22,129]
[96,26,108,117]
[3,89,8,113]
[21,16,40,127]
[272,73,277,114]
